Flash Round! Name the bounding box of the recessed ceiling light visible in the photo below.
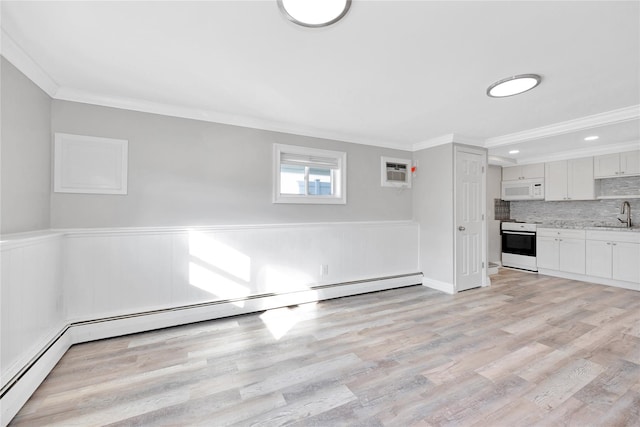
[487,74,542,98]
[584,135,599,141]
[278,0,351,27]
[509,150,520,154]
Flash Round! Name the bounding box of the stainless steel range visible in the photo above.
[501,221,538,272]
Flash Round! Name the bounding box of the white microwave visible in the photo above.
[501,179,544,201]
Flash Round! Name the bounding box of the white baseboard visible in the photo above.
[421,277,455,294]
[0,273,422,426]
[1,330,73,426]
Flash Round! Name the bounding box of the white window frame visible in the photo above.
[381,156,412,188]
[273,143,347,204]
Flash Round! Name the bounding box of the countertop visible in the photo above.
[537,221,640,232]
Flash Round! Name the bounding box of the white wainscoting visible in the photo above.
[63,221,420,322]
[1,221,421,425]
[1,232,65,425]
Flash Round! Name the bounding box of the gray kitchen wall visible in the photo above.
[50,100,413,228]
[486,165,501,263]
[1,57,52,234]
[413,143,454,284]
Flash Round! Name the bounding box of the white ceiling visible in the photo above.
[2,1,639,163]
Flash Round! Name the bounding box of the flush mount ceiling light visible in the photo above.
[584,135,599,141]
[278,0,351,28]
[487,74,542,98]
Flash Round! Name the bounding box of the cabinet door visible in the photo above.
[612,242,640,283]
[567,157,595,200]
[593,153,620,178]
[620,150,640,176]
[559,238,585,274]
[522,163,545,179]
[545,161,568,201]
[586,240,612,278]
[502,166,522,181]
[537,236,559,270]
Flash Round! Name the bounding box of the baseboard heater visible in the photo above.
[0,273,422,424]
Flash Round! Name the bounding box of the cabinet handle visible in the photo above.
[612,243,617,246]
[606,242,611,245]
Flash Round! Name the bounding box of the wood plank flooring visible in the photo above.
[10,269,640,426]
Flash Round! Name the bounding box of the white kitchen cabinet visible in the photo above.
[586,230,640,286]
[613,242,640,283]
[585,240,612,278]
[537,228,586,274]
[502,163,545,181]
[537,235,559,270]
[594,150,640,178]
[545,157,594,201]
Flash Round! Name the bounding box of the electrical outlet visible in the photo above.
[320,264,329,276]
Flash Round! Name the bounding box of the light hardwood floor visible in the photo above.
[10,269,640,426]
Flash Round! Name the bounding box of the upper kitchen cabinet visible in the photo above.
[502,163,545,181]
[545,157,595,201]
[594,150,640,178]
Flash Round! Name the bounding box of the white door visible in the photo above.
[455,149,485,292]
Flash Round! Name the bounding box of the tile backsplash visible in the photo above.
[510,175,640,226]
[597,176,640,197]
[511,198,640,226]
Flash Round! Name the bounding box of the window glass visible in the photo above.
[308,168,332,195]
[280,164,305,195]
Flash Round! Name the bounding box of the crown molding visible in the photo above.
[412,133,455,151]
[412,133,484,152]
[515,140,640,165]
[485,105,640,148]
[0,29,59,97]
[53,87,410,152]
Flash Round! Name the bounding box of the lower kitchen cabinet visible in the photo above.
[538,228,639,290]
[537,228,585,274]
[585,230,640,287]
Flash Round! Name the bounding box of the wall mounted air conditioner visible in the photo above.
[381,156,412,188]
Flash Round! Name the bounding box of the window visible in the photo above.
[274,143,346,204]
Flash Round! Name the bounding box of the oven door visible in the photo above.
[502,230,536,257]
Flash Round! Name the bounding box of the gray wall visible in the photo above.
[486,165,501,263]
[1,57,52,234]
[413,143,454,284]
[50,100,413,228]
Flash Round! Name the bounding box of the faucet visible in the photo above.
[618,201,632,228]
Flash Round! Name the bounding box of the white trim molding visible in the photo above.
[485,105,640,148]
[421,277,455,295]
[0,29,59,97]
[413,133,484,152]
[516,140,640,165]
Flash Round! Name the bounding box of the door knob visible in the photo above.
[458,226,465,231]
